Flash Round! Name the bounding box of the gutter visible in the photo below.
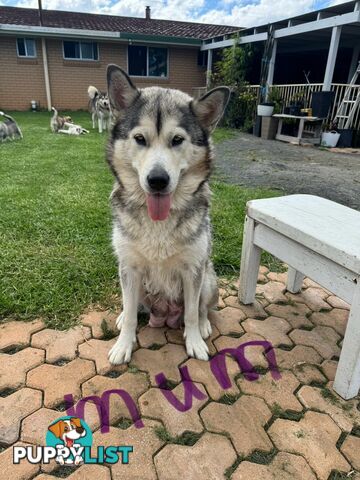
[0,23,202,46]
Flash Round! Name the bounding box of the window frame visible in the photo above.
[127,44,169,79]
[62,40,99,61]
[16,38,37,58]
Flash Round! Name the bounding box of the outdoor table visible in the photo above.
[273,114,324,145]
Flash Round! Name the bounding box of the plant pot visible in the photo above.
[337,129,353,148]
[261,116,279,140]
[253,116,262,137]
[257,104,274,117]
[321,131,340,148]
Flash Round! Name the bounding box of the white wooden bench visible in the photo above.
[238,194,360,400]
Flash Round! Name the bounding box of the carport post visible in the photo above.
[322,26,342,91]
[266,39,277,89]
[347,44,360,83]
[206,49,213,89]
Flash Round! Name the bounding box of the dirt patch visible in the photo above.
[215,132,360,210]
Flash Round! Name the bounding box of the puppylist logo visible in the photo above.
[13,416,133,466]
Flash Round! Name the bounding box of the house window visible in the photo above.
[17,38,36,58]
[63,41,99,60]
[128,45,167,77]
[197,50,208,67]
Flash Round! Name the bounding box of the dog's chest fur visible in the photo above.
[111,189,210,301]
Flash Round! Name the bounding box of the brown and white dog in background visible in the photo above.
[88,85,111,133]
[50,107,73,133]
[50,107,89,135]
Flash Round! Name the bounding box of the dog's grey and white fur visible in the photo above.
[88,85,111,133]
[0,111,23,141]
[106,65,229,364]
[50,107,73,133]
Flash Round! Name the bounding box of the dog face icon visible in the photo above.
[48,417,86,448]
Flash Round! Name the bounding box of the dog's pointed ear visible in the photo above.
[48,420,65,438]
[107,64,139,112]
[192,87,230,132]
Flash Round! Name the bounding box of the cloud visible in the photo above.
[198,0,317,27]
[327,0,350,5]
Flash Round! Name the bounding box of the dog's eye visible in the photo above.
[172,135,184,147]
[134,134,146,146]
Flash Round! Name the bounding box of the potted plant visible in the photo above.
[260,88,283,139]
[288,91,306,116]
[321,120,340,148]
[257,102,275,117]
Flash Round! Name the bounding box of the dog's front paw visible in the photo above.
[108,332,136,364]
[116,312,124,330]
[199,318,212,340]
[184,327,209,361]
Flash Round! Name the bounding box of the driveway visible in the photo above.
[215,132,360,210]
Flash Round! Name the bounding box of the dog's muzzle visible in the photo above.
[146,167,171,221]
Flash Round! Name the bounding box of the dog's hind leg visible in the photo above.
[181,265,209,361]
[92,112,96,129]
[109,266,140,364]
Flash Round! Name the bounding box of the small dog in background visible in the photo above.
[50,107,73,133]
[50,107,88,136]
[0,111,23,141]
[88,86,111,133]
[58,124,89,136]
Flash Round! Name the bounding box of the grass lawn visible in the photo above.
[0,111,280,328]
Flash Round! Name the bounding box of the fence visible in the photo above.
[193,83,360,130]
[248,83,360,130]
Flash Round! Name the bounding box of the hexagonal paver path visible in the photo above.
[268,411,351,479]
[155,432,237,480]
[92,420,163,480]
[139,382,208,436]
[238,370,303,412]
[27,358,96,408]
[200,395,272,456]
[31,326,91,363]
[232,452,317,479]
[2,265,360,479]
[0,347,44,390]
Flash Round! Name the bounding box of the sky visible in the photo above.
[0,0,351,26]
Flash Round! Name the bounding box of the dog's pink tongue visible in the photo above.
[146,194,171,221]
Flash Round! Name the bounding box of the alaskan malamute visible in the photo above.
[0,111,23,141]
[106,65,229,364]
[88,85,111,133]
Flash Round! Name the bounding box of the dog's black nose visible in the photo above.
[147,168,170,192]
[76,427,84,434]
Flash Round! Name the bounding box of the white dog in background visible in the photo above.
[88,86,111,133]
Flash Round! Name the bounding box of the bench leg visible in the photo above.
[238,216,262,305]
[333,283,360,399]
[287,267,305,294]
